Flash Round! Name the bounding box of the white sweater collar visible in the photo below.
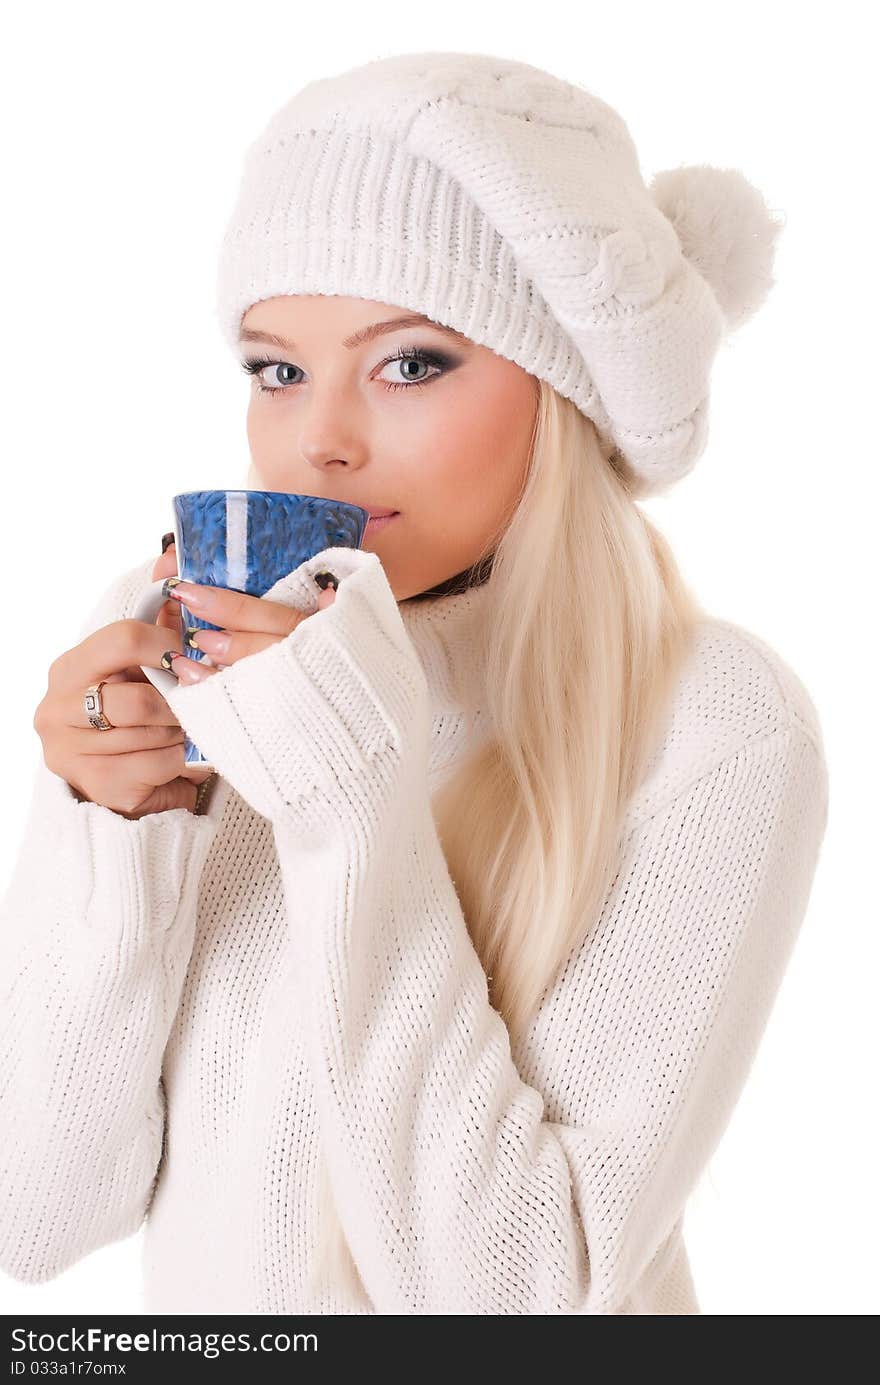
[399,578,493,711]
[397,576,495,778]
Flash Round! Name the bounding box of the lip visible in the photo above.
[364,511,400,533]
[363,507,399,518]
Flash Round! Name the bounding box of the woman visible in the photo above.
[0,51,828,1314]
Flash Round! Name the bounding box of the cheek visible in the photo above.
[246,401,272,456]
[245,402,261,459]
[419,380,530,498]
[393,387,530,546]
[245,402,294,490]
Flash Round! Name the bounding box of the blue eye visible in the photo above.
[238,358,302,393]
[378,346,446,391]
[239,344,452,397]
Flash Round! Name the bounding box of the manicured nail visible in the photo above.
[161,576,204,606]
[187,626,230,656]
[161,648,215,672]
[314,570,339,591]
[162,578,213,613]
[174,655,214,683]
[161,531,175,553]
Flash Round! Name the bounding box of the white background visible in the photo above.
[1,0,876,1316]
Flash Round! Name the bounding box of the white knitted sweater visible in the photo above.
[0,547,829,1314]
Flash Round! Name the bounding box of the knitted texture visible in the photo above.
[215,51,784,497]
[0,554,828,1313]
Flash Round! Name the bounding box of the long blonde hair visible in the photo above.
[248,378,707,1304]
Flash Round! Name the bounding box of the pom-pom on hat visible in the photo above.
[216,51,785,497]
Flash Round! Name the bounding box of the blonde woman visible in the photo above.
[0,52,828,1314]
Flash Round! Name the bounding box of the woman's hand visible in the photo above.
[31,539,219,821]
[162,567,338,683]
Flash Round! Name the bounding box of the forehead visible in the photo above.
[239,297,472,350]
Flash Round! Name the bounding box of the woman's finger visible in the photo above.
[151,542,178,583]
[151,542,186,635]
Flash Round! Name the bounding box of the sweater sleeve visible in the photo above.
[156,550,830,1313]
[270,721,828,1314]
[0,559,219,1284]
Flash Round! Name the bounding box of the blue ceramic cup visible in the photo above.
[129,490,369,768]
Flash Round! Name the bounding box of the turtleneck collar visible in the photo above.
[399,575,493,712]
[397,575,496,781]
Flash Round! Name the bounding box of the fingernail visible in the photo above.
[161,648,215,673]
[161,531,175,553]
[314,570,339,591]
[162,576,209,610]
[175,655,214,683]
[162,576,200,604]
[186,626,230,656]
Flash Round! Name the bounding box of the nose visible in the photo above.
[295,389,368,472]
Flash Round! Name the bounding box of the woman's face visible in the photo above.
[239,295,539,600]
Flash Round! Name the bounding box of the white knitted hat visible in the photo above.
[215,51,784,498]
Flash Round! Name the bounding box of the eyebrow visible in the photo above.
[238,313,472,352]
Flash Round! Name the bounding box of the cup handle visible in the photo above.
[130,580,181,698]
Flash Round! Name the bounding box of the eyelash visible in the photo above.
[239,344,450,397]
